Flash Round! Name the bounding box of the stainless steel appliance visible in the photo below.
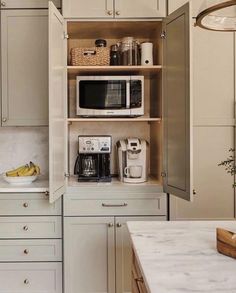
[116,138,148,183]
[74,135,112,182]
[76,76,144,117]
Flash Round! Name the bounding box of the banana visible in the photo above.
[6,162,41,177]
[6,165,28,177]
[30,161,40,175]
[17,165,30,176]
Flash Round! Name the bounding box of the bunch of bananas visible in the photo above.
[6,162,40,177]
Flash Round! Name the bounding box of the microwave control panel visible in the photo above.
[78,136,112,154]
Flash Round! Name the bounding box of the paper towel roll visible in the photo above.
[141,42,153,66]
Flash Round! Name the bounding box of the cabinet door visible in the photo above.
[64,217,115,293]
[48,1,66,203]
[115,216,166,293]
[114,0,166,18]
[163,3,193,201]
[0,0,60,9]
[170,127,235,220]
[62,0,114,19]
[1,9,48,126]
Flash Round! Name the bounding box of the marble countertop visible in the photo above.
[127,221,236,293]
[0,177,49,193]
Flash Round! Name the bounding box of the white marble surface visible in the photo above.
[0,177,49,193]
[0,127,49,177]
[127,221,236,293]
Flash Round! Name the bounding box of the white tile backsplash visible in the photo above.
[0,127,49,176]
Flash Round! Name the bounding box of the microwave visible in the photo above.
[76,76,144,117]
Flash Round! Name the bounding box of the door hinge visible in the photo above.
[160,31,166,39]
[64,173,70,178]
[161,172,167,178]
[64,32,69,39]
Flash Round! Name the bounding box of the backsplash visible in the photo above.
[0,127,49,177]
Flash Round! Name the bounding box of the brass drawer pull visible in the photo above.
[108,223,114,228]
[23,202,29,208]
[24,249,29,255]
[102,203,127,207]
[23,225,29,231]
[24,279,29,285]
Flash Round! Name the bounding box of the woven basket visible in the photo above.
[71,47,110,66]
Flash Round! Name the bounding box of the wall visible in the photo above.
[0,127,49,177]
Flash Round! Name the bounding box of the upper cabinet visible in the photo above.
[163,3,193,201]
[0,0,61,9]
[62,0,114,19]
[114,0,166,18]
[1,9,49,126]
[62,0,166,19]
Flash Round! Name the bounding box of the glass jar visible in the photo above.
[120,37,140,66]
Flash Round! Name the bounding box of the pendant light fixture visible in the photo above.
[196,0,236,31]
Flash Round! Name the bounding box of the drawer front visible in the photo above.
[64,195,167,216]
[0,239,62,262]
[0,217,62,239]
[0,193,61,216]
[0,262,62,293]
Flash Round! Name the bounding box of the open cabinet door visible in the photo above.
[163,2,193,201]
[49,1,67,203]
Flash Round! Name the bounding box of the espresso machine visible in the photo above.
[116,138,148,183]
[74,135,112,182]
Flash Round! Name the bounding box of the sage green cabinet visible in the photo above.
[1,9,48,126]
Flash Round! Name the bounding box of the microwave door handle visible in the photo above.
[126,80,130,109]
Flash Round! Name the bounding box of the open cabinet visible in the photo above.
[48,1,193,204]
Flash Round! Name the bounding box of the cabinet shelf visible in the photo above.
[67,117,161,123]
[67,65,162,75]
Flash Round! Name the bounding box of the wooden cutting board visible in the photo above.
[217,228,236,259]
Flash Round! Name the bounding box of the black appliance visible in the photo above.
[74,135,112,182]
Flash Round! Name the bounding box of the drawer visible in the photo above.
[1,0,61,9]
[0,262,62,293]
[0,239,62,262]
[64,194,167,216]
[0,193,61,216]
[0,217,62,239]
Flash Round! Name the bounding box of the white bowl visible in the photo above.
[3,174,38,185]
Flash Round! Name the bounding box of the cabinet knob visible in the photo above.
[45,191,49,197]
[24,249,29,255]
[117,223,122,228]
[193,189,197,195]
[1,1,6,6]
[107,10,113,15]
[2,118,7,122]
[23,202,29,208]
[115,11,120,16]
[108,223,114,228]
[24,279,29,285]
[23,225,29,231]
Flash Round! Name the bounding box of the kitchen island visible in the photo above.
[127,221,236,293]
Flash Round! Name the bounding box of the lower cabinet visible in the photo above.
[0,262,62,293]
[64,215,166,293]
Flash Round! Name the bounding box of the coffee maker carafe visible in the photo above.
[116,138,148,183]
[74,136,112,182]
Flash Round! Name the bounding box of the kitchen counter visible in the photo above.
[0,177,49,193]
[127,221,236,293]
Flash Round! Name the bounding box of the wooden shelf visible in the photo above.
[67,117,161,123]
[67,65,162,75]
